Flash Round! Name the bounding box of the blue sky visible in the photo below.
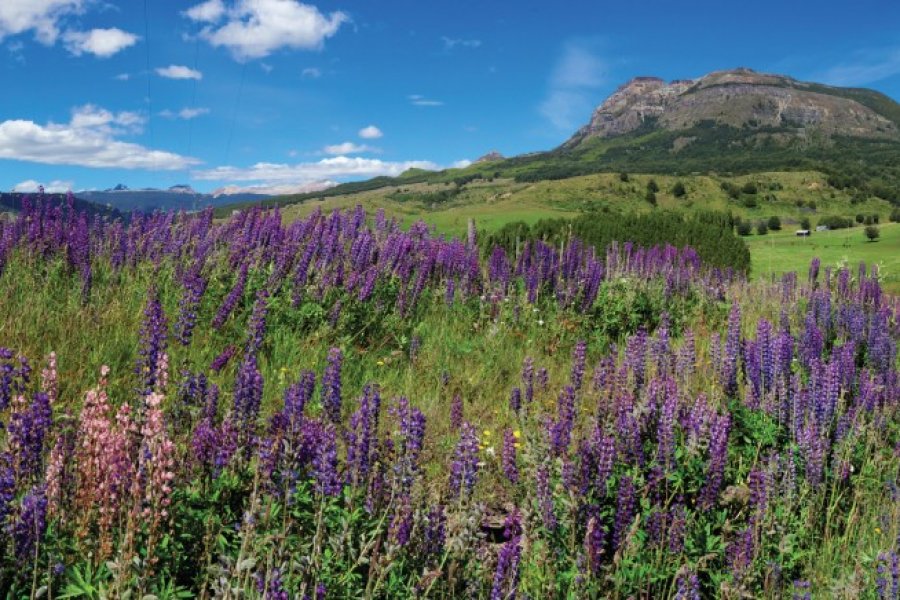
[2,0,900,195]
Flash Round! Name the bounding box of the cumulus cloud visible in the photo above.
[193,156,439,183]
[442,36,481,51]
[301,66,321,78]
[322,142,375,155]
[114,72,130,81]
[451,159,472,168]
[358,125,382,139]
[0,105,198,170]
[187,0,348,61]
[539,39,607,131]
[156,65,203,80]
[12,179,73,193]
[160,107,210,120]
[408,94,444,107]
[0,0,85,44]
[63,27,138,57]
[184,0,226,23]
[212,180,336,196]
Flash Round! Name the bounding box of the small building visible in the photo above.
[795,230,810,237]
[816,225,829,232]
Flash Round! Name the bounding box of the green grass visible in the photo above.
[746,222,900,293]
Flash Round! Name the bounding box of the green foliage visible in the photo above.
[483,210,751,273]
[737,222,752,236]
[818,215,854,230]
[865,225,880,241]
[756,221,768,235]
[800,217,811,230]
[767,215,781,230]
[647,179,660,193]
[672,181,687,197]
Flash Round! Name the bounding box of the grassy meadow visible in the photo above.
[0,201,896,598]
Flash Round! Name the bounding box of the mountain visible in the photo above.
[0,192,123,219]
[564,68,900,148]
[76,185,274,212]
[217,68,900,215]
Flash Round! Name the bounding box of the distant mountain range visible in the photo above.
[74,184,276,212]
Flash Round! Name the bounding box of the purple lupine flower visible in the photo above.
[448,422,480,500]
[808,257,820,286]
[613,476,635,551]
[726,522,756,581]
[667,500,686,554]
[210,345,237,373]
[245,290,269,355]
[321,347,343,424]
[347,384,380,486]
[502,429,519,484]
[255,568,289,600]
[521,357,535,403]
[392,396,426,493]
[11,485,48,563]
[450,393,463,430]
[537,367,549,391]
[175,268,207,346]
[233,354,264,450]
[212,262,249,330]
[0,453,14,523]
[490,536,522,600]
[721,302,741,397]
[583,514,606,575]
[875,551,899,600]
[625,328,648,390]
[135,287,168,394]
[535,463,556,531]
[699,413,731,509]
[570,339,587,391]
[676,330,696,381]
[674,570,700,600]
[509,387,522,413]
[312,423,342,497]
[8,391,52,483]
[550,386,576,455]
[792,580,811,600]
[422,504,446,558]
[656,385,677,468]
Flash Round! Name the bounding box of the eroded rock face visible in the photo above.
[564,68,899,147]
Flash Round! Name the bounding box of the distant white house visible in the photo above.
[816,225,829,232]
[795,230,810,237]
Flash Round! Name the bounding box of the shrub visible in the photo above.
[890,208,900,222]
[800,217,811,230]
[737,222,753,236]
[756,221,768,235]
[865,225,880,241]
[645,190,657,206]
[767,216,781,231]
[672,181,686,198]
[619,172,629,182]
[855,214,865,223]
[741,181,758,194]
[647,179,659,193]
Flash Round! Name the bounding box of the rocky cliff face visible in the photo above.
[564,68,900,147]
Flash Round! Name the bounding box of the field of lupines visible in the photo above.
[0,195,897,599]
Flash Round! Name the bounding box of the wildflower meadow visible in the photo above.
[0,195,897,598]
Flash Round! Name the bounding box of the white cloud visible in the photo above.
[408,94,444,107]
[301,66,321,78]
[63,27,138,58]
[212,180,336,196]
[358,125,382,139]
[160,107,210,120]
[322,141,374,155]
[818,47,900,86]
[184,0,225,23]
[193,156,439,183]
[452,159,472,168]
[156,64,203,80]
[442,36,481,51]
[539,39,607,131]
[189,0,348,61]
[0,0,85,44]
[114,72,130,81]
[12,179,73,193]
[0,105,198,170]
